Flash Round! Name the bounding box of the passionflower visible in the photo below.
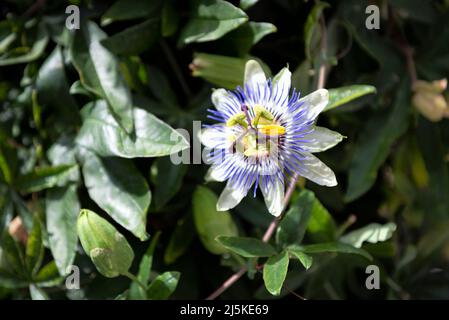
[201,60,343,216]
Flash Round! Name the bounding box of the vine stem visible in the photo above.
[123,271,147,293]
[205,14,329,301]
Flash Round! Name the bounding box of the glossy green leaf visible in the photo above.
[263,251,289,296]
[101,0,162,26]
[276,190,315,248]
[190,52,270,89]
[25,217,44,276]
[295,242,372,261]
[240,0,258,10]
[77,209,135,277]
[215,236,277,258]
[345,79,411,201]
[35,46,80,124]
[76,100,189,158]
[71,21,134,133]
[0,22,49,66]
[287,247,313,270]
[192,186,238,254]
[146,271,180,300]
[151,157,187,209]
[324,85,377,112]
[29,284,49,300]
[340,223,396,248]
[179,0,248,45]
[129,232,161,300]
[164,214,195,264]
[306,194,337,243]
[46,185,80,275]
[101,19,160,56]
[33,261,63,287]
[79,149,150,240]
[15,165,76,193]
[221,22,277,56]
[47,135,80,185]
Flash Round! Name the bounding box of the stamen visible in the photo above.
[241,104,255,129]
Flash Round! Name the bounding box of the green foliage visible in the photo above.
[192,186,238,254]
[0,0,448,301]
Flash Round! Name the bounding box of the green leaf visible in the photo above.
[416,118,449,220]
[47,135,80,185]
[220,22,277,56]
[263,251,289,296]
[345,79,411,202]
[101,0,162,26]
[36,46,80,124]
[295,242,372,261]
[101,19,160,56]
[192,186,238,254]
[151,157,187,209]
[215,236,277,258]
[287,247,313,270]
[162,0,179,37]
[79,149,150,240]
[276,190,315,248]
[146,271,180,300]
[179,0,248,45]
[304,1,329,60]
[29,284,49,300]
[306,194,337,243]
[324,85,377,112]
[190,52,270,89]
[0,22,49,66]
[164,214,195,264]
[240,0,258,10]
[15,165,76,193]
[129,232,161,300]
[77,209,135,277]
[33,261,62,287]
[46,185,80,275]
[76,100,189,158]
[340,223,396,248]
[0,232,27,280]
[71,21,134,133]
[25,217,44,276]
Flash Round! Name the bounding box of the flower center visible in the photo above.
[226,105,285,158]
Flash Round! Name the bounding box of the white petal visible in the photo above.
[298,153,337,187]
[216,181,251,211]
[261,178,284,217]
[211,88,239,115]
[301,126,344,153]
[272,67,291,108]
[205,166,227,182]
[200,126,228,149]
[244,60,266,88]
[298,89,329,121]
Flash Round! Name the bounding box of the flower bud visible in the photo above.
[8,216,28,245]
[412,78,449,122]
[77,209,134,278]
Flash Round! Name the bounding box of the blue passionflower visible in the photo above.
[201,60,343,216]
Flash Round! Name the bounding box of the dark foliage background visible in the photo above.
[1,0,449,300]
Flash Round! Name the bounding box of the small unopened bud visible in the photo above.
[77,209,134,278]
[8,216,28,245]
[412,91,448,122]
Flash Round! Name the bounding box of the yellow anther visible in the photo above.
[252,104,274,127]
[257,124,286,136]
[226,113,248,128]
